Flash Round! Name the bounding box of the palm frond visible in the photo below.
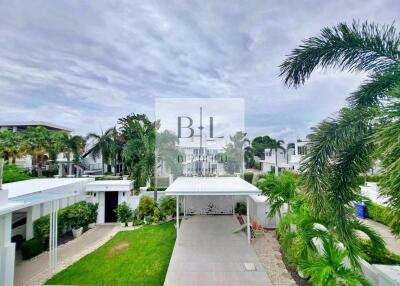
[280,21,400,87]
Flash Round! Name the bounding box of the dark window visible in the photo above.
[12,217,27,229]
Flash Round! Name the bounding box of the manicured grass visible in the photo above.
[46,222,176,286]
[3,164,32,183]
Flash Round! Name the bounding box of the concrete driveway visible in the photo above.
[164,215,272,286]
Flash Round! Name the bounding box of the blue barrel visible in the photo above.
[356,202,366,219]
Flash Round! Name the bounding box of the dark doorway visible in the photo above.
[105,192,118,222]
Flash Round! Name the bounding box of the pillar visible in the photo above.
[247,196,250,244]
[176,195,179,241]
[26,205,41,240]
[0,213,15,286]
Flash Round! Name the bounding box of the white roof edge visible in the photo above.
[0,121,72,132]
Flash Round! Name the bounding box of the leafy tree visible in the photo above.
[280,20,400,239]
[155,130,182,181]
[251,135,274,157]
[223,131,249,174]
[86,128,114,174]
[56,132,86,176]
[0,130,25,163]
[270,139,285,176]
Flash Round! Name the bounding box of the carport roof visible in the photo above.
[165,176,261,196]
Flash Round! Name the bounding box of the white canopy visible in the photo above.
[165,177,261,196]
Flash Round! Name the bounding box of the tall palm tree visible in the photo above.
[23,127,53,176]
[0,130,25,163]
[279,21,400,239]
[286,142,295,164]
[86,128,114,175]
[269,139,285,176]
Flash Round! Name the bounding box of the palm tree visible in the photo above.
[257,172,297,220]
[0,130,25,163]
[286,142,295,164]
[279,21,400,239]
[301,236,368,286]
[223,131,250,174]
[269,139,285,176]
[86,128,114,175]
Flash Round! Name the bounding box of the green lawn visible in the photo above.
[46,222,176,286]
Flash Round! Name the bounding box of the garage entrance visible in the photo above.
[104,192,118,222]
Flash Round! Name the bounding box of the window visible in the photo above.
[297,146,307,155]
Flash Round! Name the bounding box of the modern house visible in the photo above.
[260,140,308,173]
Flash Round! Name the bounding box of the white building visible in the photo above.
[260,141,308,173]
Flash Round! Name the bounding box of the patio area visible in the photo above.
[164,215,272,286]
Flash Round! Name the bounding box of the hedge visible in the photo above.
[365,200,392,226]
[243,172,254,184]
[3,164,32,183]
[20,238,45,260]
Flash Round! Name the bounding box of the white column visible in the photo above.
[183,196,186,217]
[0,213,15,286]
[247,196,250,244]
[26,205,41,240]
[176,195,179,241]
[49,200,53,273]
[232,196,235,216]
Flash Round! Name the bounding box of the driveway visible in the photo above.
[164,215,272,286]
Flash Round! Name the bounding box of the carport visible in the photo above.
[165,176,262,244]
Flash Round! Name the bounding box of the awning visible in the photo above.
[165,177,261,196]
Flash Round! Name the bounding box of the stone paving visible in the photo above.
[253,231,296,286]
[14,224,130,286]
[362,218,400,255]
[164,215,272,286]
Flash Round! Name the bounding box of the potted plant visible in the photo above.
[127,217,133,227]
[66,202,89,238]
[115,202,132,227]
[87,202,98,228]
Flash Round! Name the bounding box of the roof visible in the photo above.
[3,178,93,199]
[165,177,261,196]
[0,178,93,215]
[85,180,133,192]
[0,121,72,132]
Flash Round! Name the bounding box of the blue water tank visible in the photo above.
[356,202,366,219]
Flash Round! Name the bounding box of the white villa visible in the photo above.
[260,140,308,173]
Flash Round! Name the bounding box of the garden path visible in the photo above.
[362,218,400,255]
[14,224,123,286]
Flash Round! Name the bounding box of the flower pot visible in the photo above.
[88,223,96,229]
[127,222,133,227]
[72,227,83,238]
[120,222,126,227]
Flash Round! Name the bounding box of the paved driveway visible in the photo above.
[164,215,272,286]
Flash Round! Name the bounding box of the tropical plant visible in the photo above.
[257,172,297,219]
[269,139,285,176]
[251,135,275,158]
[115,202,132,224]
[65,201,90,229]
[86,128,114,174]
[119,113,156,192]
[56,132,86,176]
[301,236,368,286]
[223,131,249,174]
[137,196,158,218]
[0,130,25,163]
[159,196,176,217]
[280,20,400,239]
[87,202,99,224]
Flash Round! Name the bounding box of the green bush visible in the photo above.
[115,202,132,224]
[235,202,246,215]
[359,239,400,265]
[365,200,392,226]
[159,196,176,216]
[33,213,66,241]
[87,202,98,223]
[243,172,254,184]
[20,238,45,260]
[65,201,90,229]
[3,163,32,183]
[138,196,158,218]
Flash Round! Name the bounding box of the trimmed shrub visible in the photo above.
[243,172,254,184]
[3,164,32,183]
[20,238,45,260]
[159,196,176,216]
[235,202,246,215]
[138,196,158,218]
[65,201,90,229]
[33,214,66,241]
[365,200,392,226]
[115,202,132,223]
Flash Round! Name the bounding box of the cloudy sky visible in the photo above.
[0,1,399,141]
